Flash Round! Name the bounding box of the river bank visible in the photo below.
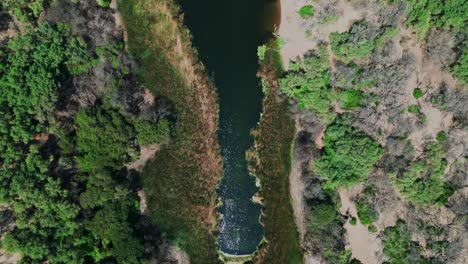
[117,0,222,262]
[248,40,303,264]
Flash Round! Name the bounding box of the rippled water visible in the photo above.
[178,0,279,255]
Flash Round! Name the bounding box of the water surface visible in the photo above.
[178,0,278,255]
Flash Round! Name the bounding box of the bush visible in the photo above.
[413,88,423,99]
[357,202,378,225]
[383,221,427,263]
[75,104,137,172]
[96,0,111,8]
[299,5,314,18]
[407,105,421,113]
[308,201,346,263]
[450,51,468,84]
[314,115,383,189]
[257,45,267,61]
[355,185,379,225]
[3,0,48,21]
[339,90,364,110]
[309,204,338,231]
[280,46,334,115]
[330,21,398,63]
[135,119,170,146]
[393,141,454,206]
[404,0,467,39]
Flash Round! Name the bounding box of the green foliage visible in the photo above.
[96,0,111,8]
[368,225,377,233]
[85,201,143,264]
[404,0,468,39]
[299,5,314,18]
[320,15,340,25]
[3,0,48,21]
[413,88,423,99]
[308,199,346,263]
[309,204,338,230]
[436,131,448,143]
[96,44,125,70]
[315,115,383,189]
[257,45,267,61]
[407,105,421,113]
[330,21,398,63]
[280,46,334,114]
[75,104,137,172]
[450,51,468,84]
[250,75,303,263]
[355,185,379,225]
[356,202,378,225]
[134,119,170,146]
[339,90,364,110]
[0,147,80,262]
[383,221,428,263]
[0,23,95,156]
[349,217,357,225]
[393,141,453,206]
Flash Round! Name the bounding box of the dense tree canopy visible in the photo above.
[280,47,334,115]
[314,115,383,189]
[393,140,453,206]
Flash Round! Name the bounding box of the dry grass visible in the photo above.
[117,0,222,263]
[249,42,303,264]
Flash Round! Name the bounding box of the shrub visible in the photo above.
[407,105,421,113]
[3,0,48,21]
[393,141,454,206]
[75,104,137,172]
[134,119,170,146]
[314,115,383,189]
[330,21,398,63]
[383,221,427,263]
[96,0,111,8]
[339,90,364,110]
[280,46,334,115]
[299,5,314,18]
[450,51,468,84]
[349,217,357,225]
[357,202,378,225]
[309,204,338,230]
[368,225,377,233]
[355,185,379,225]
[413,88,423,99]
[257,45,267,61]
[404,0,467,39]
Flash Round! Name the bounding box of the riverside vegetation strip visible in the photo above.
[249,41,303,264]
[118,0,222,263]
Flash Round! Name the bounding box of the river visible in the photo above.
[178,0,279,256]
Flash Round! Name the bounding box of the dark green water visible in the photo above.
[178,0,279,255]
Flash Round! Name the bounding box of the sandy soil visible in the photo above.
[127,144,161,172]
[288,120,308,242]
[339,188,384,264]
[278,0,364,69]
[0,251,20,264]
[396,27,457,154]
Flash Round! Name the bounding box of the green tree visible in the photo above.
[280,46,334,114]
[3,0,48,21]
[75,104,137,172]
[393,141,453,206]
[134,119,170,146]
[315,115,383,189]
